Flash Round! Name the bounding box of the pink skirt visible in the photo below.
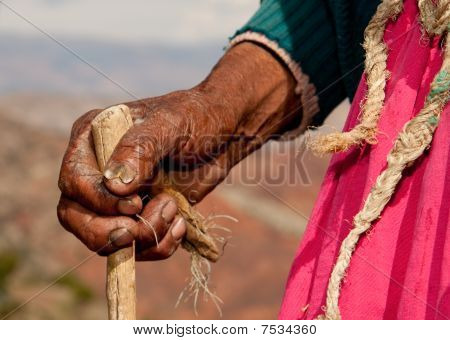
[279,0,450,320]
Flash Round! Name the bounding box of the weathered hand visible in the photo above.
[57,42,300,260]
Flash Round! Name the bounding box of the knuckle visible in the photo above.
[70,112,89,138]
[57,173,67,193]
[59,164,115,214]
[84,228,103,252]
[57,163,75,195]
[128,105,148,120]
[56,199,67,227]
[58,156,73,194]
[57,168,76,199]
[71,109,99,133]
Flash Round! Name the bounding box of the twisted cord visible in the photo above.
[308,0,404,154]
[316,1,450,319]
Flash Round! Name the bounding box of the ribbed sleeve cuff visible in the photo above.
[229,32,319,140]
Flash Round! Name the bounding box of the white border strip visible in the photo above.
[229,31,320,139]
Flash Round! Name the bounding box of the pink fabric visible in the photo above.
[279,0,450,320]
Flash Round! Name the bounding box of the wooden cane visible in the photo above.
[91,105,136,320]
[91,104,223,319]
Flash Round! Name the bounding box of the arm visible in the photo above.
[58,0,378,260]
[230,0,380,129]
[57,42,300,260]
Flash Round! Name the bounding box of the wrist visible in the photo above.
[196,42,301,139]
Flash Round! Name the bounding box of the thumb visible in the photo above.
[103,113,184,196]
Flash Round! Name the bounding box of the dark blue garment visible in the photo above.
[232,0,381,126]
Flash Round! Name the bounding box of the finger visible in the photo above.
[134,193,179,249]
[103,111,185,196]
[116,195,143,215]
[136,216,186,261]
[57,195,137,255]
[59,110,142,215]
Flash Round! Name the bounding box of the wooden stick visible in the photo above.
[91,105,136,320]
[90,104,223,318]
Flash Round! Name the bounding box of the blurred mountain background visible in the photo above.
[0,0,348,319]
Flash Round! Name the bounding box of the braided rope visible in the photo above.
[308,0,450,155]
[315,0,450,320]
[308,0,404,154]
[418,0,450,35]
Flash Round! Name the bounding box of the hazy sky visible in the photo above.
[0,0,258,45]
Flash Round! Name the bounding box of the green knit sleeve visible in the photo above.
[230,0,346,128]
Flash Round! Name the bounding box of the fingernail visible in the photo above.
[161,200,178,224]
[120,165,136,184]
[171,217,186,240]
[117,199,138,215]
[109,228,134,247]
[103,168,115,180]
[104,164,136,184]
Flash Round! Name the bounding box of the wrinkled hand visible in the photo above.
[57,42,300,260]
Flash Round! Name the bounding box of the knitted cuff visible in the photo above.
[229,31,319,140]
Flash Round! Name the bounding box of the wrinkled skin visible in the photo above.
[57,42,301,260]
